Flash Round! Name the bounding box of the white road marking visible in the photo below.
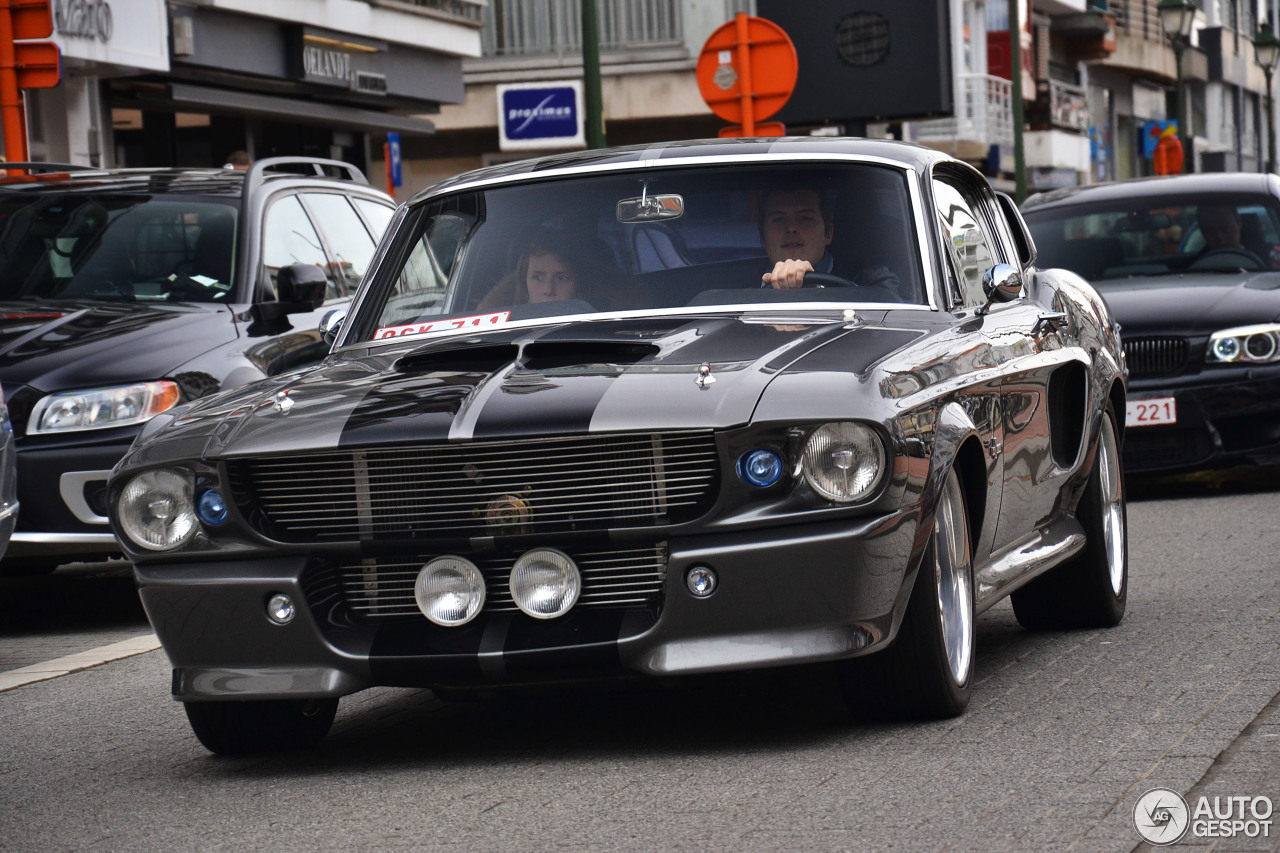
[0,634,161,692]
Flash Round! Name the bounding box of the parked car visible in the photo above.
[0,159,396,574]
[0,381,16,563]
[1022,173,1280,475]
[108,138,1127,754]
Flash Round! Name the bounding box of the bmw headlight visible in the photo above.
[801,422,886,503]
[28,381,181,434]
[1206,324,1280,364]
[116,468,199,551]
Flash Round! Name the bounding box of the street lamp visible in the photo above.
[1158,0,1198,173]
[1254,20,1280,174]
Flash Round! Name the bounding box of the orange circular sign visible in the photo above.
[696,15,798,124]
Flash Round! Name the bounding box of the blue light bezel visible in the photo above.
[196,489,229,525]
[736,448,784,488]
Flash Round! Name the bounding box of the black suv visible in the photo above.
[0,158,397,573]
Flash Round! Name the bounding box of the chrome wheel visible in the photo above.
[933,473,973,686]
[1097,415,1125,596]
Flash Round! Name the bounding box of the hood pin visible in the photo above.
[695,363,716,389]
[272,390,295,415]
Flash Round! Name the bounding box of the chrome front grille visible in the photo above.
[1123,337,1187,377]
[336,545,669,619]
[233,431,719,541]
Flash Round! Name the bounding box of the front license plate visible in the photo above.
[1126,397,1177,428]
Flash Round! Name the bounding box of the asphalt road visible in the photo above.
[1,476,1278,852]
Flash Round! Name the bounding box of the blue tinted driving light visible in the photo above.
[196,489,228,525]
[736,449,783,487]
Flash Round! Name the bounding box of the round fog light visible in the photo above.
[736,449,783,487]
[686,565,718,597]
[267,593,295,625]
[197,489,228,525]
[509,549,580,619]
[415,557,486,627]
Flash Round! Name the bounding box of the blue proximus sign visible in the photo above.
[498,82,585,150]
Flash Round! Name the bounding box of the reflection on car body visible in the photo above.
[1022,173,1280,475]
[107,139,1128,754]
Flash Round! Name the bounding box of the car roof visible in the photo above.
[413,136,960,203]
[1022,172,1280,212]
[0,158,381,201]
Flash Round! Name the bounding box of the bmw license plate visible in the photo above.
[1126,397,1177,428]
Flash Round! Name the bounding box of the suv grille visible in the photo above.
[1123,337,1187,377]
[332,545,668,620]
[232,431,719,541]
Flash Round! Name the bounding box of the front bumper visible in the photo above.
[1124,368,1280,474]
[137,511,919,701]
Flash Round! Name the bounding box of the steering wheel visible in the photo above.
[759,271,856,290]
[1189,247,1266,271]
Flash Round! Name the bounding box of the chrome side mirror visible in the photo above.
[976,263,1023,316]
[320,308,347,346]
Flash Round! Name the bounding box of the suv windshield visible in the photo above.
[358,163,925,343]
[1024,195,1280,283]
[0,194,238,303]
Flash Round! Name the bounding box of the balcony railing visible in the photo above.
[481,0,683,57]
[1050,79,1090,132]
[915,74,1013,146]
[1107,0,1163,43]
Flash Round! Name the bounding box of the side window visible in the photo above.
[354,198,395,239]
[932,178,997,308]
[261,195,341,300]
[302,193,378,289]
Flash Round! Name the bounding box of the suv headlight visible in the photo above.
[28,381,181,435]
[1206,324,1280,364]
[801,421,886,503]
[116,468,199,551]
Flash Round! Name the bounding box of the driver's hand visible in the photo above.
[763,259,813,289]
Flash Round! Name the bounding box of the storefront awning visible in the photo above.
[168,83,436,136]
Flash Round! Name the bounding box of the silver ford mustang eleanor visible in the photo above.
[108,138,1128,754]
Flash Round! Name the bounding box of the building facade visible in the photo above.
[20,0,483,175]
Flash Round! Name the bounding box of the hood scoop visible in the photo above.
[518,340,660,372]
[395,343,519,374]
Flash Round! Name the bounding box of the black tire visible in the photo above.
[1011,406,1127,631]
[184,698,338,755]
[840,469,974,720]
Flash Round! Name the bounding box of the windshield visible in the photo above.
[356,163,926,343]
[1023,194,1280,284]
[0,194,238,303]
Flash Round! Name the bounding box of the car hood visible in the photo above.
[0,300,237,392]
[125,312,924,465]
[1096,273,1280,336]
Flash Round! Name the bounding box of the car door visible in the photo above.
[938,171,1082,548]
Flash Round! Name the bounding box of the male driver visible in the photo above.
[759,185,902,299]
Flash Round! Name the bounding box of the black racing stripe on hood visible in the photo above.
[338,370,496,448]
[782,328,926,374]
[470,372,617,439]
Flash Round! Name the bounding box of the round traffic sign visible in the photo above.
[696,15,798,124]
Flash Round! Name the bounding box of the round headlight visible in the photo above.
[117,468,199,551]
[415,557,486,627]
[736,448,783,487]
[509,549,581,619]
[802,422,885,503]
[1213,336,1241,362]
[1245,332,1276,361]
